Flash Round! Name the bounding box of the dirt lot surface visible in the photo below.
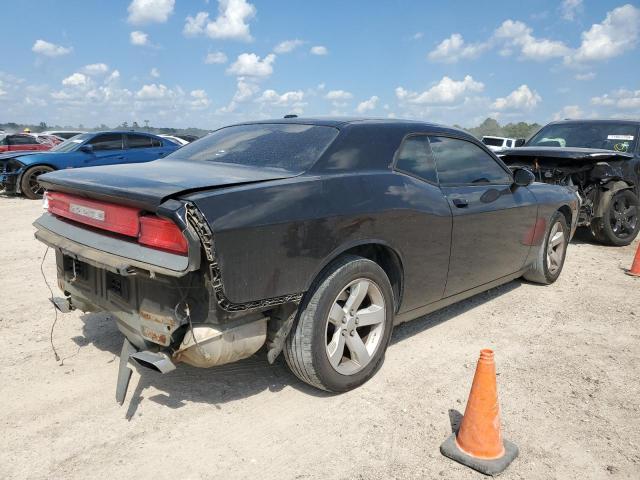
[1,195,639,480]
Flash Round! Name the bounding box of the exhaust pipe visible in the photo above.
[130,350,176,374]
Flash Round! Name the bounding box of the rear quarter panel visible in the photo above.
[185,171,452,313]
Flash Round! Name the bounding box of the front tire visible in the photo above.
[284,255,394,392]
[523,211,569,284]
[20,165,54,199]
[591,189,639,246]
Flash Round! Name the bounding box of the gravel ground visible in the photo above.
[1,195,639,480]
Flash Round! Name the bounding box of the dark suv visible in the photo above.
[500,120,640,246]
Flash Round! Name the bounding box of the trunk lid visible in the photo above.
[38,159,298,209]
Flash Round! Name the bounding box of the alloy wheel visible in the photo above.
[26,168,50,197]
[324,278,386,375]
[610,195,638,239]
[546,221,566,275]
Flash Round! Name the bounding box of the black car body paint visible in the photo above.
[34,118,579,378]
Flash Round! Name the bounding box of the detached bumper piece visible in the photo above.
[115,339,177,405]
[116,339,138,406]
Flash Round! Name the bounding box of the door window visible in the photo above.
[395,135,438,183]
[88,134,123,151]
[126,134,153,149]
[429,136,511,185]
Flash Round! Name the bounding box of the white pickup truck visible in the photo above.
[482,136,516,152]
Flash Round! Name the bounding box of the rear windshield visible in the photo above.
[527,123,638,153]
[482,137,505,147]
[168,123,339,172]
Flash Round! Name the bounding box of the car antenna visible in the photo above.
[284,114,298,118]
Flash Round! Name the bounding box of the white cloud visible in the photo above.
[491,84,541,111]
[227,53,275,77]
[136,83,174,100]
[233,78,259,102]
[130,31,149,46]
[396,75,484,105]
[356,95,379,113]
[204,51,228,64]
[62,73,89,87]
[32,39,72,57]
[591,88,640,110]
[428,34,488,63]
[257,89,305,107]
[184,12,209,36]
[184,0,256,41]
[217,76,260,113]
[569,4,640,64]
[412,32,424,40]
[81,63,109,75]
[106,70,120,84]
[325,90,353,101]
[150,67,160,78]
[128,0,175,25]
[494,20,571,61]
[310,45,328,55]
[274,39,304,54]
[560,0,583,21]
[553,104,584,120]
[575,72,595,81]
[189,89,210,109]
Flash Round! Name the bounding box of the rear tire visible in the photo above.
[284,255,394,392]
[523,211,569,284]
[20,165,54,200]
[591,189,639,246]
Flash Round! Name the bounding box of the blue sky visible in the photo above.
[1,0,639,128]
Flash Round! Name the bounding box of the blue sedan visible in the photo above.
[0,131,179,199]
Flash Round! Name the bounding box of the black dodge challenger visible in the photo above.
[33,118,579,400]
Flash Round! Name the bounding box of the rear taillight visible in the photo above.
[47,192,188,255]
[48,191,140,236]
[139,216,189,255]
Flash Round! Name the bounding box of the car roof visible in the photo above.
[225,116,469,136]
[85,130,164,137]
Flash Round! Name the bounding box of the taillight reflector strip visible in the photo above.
[139,216,189,255]
[47,192,140,237]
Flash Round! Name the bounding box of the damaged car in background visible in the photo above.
[500,120,639,246]
[32,118,579,403]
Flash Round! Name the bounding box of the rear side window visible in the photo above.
[429,136,511,185]
[151,138,162,147]
[395,135,438,183]
[126,134,153,149]
[170,124,339,172]
[8,135,36,145]
[88,134,123,151]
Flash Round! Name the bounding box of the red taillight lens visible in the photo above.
[47,192,188,255]
[47,192,140,237]
[139,216,188,255]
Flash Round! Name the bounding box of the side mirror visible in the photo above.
[514,138,526,147]
[80,144,94,153]
[513,168,535,187]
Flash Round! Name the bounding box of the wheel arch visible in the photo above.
[594,180,634,218]
[17,163,58,193]
[305,240,405,313]
[557,204,573,228]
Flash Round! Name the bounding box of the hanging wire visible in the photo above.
[40,247,61,363]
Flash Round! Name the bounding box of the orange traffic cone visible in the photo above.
[440,349,518,476]
[625,242,640,277]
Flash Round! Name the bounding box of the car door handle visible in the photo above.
[452,198,469,208]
